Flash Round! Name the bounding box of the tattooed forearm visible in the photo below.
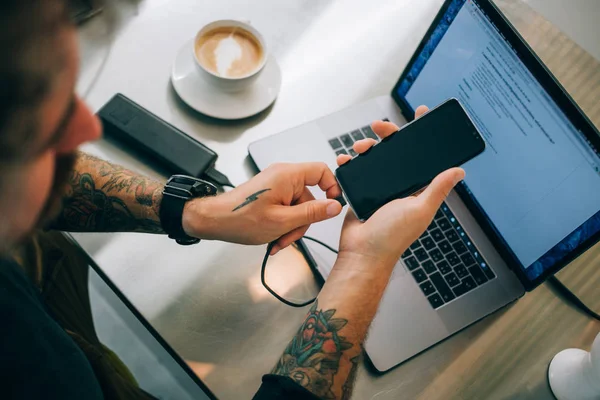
[51,152,165,233]
[271,300,357,399]
[232,188,270,212]
[268,253,397,399]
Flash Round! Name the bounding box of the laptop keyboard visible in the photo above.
[328,123,382,157]
[328,122,496,310]
[402,204,496,309]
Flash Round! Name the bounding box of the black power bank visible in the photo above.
[97,94,218,178]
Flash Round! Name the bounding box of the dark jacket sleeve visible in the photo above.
[252,375,322,400]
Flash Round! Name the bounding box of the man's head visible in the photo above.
[0,0,102,251]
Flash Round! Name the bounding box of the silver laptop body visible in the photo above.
[249,0,600,371]
[249,96,524,371]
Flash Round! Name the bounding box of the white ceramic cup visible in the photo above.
[193,20,268,93]
[548,332,600,400]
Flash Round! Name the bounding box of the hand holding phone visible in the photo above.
[334,106,466,264]
[336,99,485,221]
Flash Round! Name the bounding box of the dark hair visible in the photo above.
[0,0,71,163]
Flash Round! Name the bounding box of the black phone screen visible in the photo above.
[336,98,485,220]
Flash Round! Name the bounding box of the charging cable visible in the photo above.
[261,236,338,308]
[209,174,600,316]
[203,167,235,189]
[548,275,599,321]
[201,176,336,306]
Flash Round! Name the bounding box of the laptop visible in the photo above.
[248,0,600,372]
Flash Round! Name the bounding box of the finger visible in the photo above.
[270,243,280,255]
[272,225,309,255]
[353,138,378,154]
[369,107,428,141]
[371,120,400,139]
[418,168,465,214]
[293,187,315,206]
[282,198,343,229]
[336,154,352,166]
[294,162,341,199]
[415,105,429,118]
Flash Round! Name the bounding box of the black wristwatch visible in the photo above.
[159,175,218,245]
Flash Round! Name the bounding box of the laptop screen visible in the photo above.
[394,0,600,283]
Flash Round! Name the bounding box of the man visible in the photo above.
[0,1,464,399]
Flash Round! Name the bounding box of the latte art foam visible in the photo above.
[195,27,263,78]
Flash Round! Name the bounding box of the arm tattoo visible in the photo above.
[232,188,271,212]
[271,300,355,399]
[52,152,165,233]
[341,356,360,400]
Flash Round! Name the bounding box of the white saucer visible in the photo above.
[171,39,282,120]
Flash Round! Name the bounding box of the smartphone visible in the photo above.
[335,98,486,221]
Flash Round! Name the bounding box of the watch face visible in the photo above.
[191,181,218,197]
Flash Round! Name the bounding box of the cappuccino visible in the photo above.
[195,27,263,79]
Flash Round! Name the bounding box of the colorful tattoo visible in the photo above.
[232,188,271,212]
[271,300,354,399]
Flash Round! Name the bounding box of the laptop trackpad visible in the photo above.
[365,272,449,371]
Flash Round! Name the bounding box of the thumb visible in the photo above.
[420,168,466,213]
[286,199,342,227]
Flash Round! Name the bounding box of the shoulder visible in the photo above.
[0,256,103,399]
[0,256,43,312]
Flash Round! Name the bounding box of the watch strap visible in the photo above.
[160,175,217,245]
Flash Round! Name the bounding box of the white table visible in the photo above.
[74,1,600,399]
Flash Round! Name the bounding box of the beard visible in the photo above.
[0,152,77,254]
[37,152,77,228]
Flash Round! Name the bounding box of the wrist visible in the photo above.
[182,195,218,239]
[337,247,400,270]
[334,250,397,275]
[320,252,397,322]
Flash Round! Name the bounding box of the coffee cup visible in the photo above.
[193,20,267,92]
